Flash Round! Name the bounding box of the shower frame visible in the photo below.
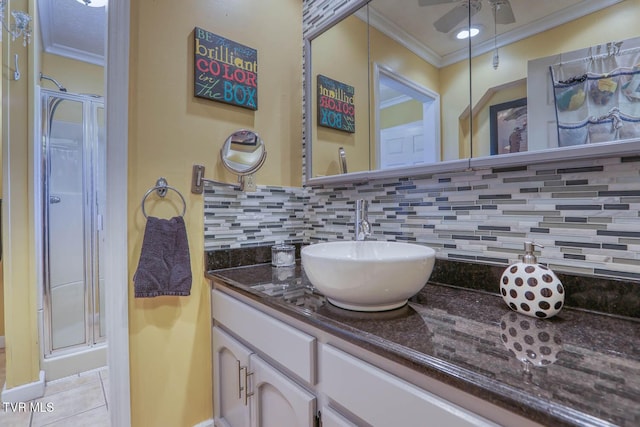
[38,88,106,358]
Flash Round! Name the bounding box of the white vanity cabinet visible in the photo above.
[211,285,505,427]
[212,326,317,427]
[212,289,318,427]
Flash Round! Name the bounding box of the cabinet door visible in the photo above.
[320,406,358,427]
[322,344,498,427]
[213,326,252,427]
[249,354,316,427]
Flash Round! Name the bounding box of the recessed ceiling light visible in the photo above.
[76,0,108,7]
[456,27,480,39]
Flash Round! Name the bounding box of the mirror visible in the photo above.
[221,129,267,175]
[306,0,639,183]
[191,129,266,193]
[309,4,371,177]
[468,0,637,160]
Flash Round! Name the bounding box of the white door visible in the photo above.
[213,327,252,427]
[250,354,316,427]
[380,122,427,169]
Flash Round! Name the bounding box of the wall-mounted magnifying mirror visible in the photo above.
[191,129,266,193]
[219,129,266,191]
[221,129,267,175]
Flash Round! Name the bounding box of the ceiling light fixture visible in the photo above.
[76,0,108,7]
[0,0,32,46]
[455,26,480,40]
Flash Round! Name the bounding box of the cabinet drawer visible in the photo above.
[321,344,497,427]
[212,289,316,384]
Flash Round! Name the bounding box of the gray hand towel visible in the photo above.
[134,216,192,298]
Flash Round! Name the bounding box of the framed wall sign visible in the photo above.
[194,27,258,110]
[317,74,355,133]
[490,98,527,155]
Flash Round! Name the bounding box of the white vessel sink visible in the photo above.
[301,241,436,311]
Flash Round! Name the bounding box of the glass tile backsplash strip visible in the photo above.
[203,184,309,250]
[203,155,640,283]
[305,156,640,282]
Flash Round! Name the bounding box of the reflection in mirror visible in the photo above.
[467,0,635,159]
[220,129,267,175]
[310,4,370,178]
[307,0,473,181]
[306,0,638,183]
[374,64,441,169]
[368,0,472,165]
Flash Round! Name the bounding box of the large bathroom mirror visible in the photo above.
[305,0,640,183]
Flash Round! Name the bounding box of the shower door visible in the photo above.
[41,89,106,356]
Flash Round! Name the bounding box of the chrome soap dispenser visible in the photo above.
[500,242,565,319]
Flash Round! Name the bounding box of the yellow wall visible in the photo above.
[1,40,3,339]
[40,53,104,96]
[380,99,423,129]
[128,0,302,425]
[2,0,41,388]
[312,15,369,177]
[471,83,527,158]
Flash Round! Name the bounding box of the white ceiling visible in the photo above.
[367,0,623,68]
[38,0,106,66]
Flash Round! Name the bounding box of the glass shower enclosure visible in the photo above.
[40,89,106,359]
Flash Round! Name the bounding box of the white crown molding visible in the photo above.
[43,44,105,67]
[364,6,444,68]
[381,94,413,109]
[38,0,106,66]
[362,0,624,68]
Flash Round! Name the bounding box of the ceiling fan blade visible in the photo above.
[418,0,459,6]
[433,2,481,33]
[492,0,516,25]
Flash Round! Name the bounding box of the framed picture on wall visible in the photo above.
[490,98,528,155]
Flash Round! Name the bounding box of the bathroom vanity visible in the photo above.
[208,263,640,427]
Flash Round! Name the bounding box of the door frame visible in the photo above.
[373,63,441,170]
[105,1,131,426]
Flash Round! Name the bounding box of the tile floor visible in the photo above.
[0,348,110,426]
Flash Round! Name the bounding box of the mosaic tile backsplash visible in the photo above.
[203,184,308,250]
[204,155,640,283]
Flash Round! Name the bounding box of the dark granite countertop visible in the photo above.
[207,262,640,427]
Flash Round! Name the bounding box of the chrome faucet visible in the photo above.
[355,199,371,241]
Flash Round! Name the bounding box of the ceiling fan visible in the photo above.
[418,0,516,34]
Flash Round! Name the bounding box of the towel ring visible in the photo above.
[141,177,187,219]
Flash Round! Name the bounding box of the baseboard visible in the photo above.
[192,419,214,427]
[0,336,5,348]
[1,370,46,403]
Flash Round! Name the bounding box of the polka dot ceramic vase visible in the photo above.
[500,242,565,319]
